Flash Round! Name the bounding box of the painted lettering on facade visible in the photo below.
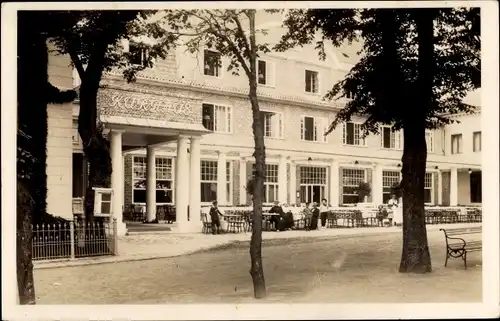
[98,89,201,124]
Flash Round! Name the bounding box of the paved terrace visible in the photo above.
[33,223,481,269]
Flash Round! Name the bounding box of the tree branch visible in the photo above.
[205,10,251,77]
[231,10,251,53]
[67,44,86,81]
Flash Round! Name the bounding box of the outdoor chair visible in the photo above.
[225,215,246,233]
[326,211,338,228]
[165,205,176,224]
[201,213,212,234]
[244,215,253,232]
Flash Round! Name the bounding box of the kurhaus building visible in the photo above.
[45,13,482,235]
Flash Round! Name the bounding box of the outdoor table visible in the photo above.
[262,213,280,231]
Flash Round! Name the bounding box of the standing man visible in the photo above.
[209,200,223,234]
[310,202,320,230]
[319,198,329,229]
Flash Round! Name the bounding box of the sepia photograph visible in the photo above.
[1,1,499,320]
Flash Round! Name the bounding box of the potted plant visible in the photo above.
[390,181,403,199]
[356,182,372,203]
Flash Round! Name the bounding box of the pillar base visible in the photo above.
[116,221,128,237]
[177,221,202,234]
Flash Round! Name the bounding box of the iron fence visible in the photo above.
[31,218,117,261]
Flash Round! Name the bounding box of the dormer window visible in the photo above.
[129,42,148,67]
[204,50,222,77]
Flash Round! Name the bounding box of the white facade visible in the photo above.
[44,13,482,235]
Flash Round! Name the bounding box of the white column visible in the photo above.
[278,155,288,204]
[329,160,339,207]
[175,136,190,232]
[437,170,443,205]
[217,151,227,205]
[239,157,247,205]
[110,130,127,236]
[289,162,297,205]
[450,167,458,206]
[146,146,156,223]
[189,136,201,231]
[372,164,383,206]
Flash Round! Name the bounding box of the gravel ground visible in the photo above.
[34,229,482,304]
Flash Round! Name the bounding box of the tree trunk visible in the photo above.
[77,62,112,222]
[16,183,36,304]
[399,123,432,273]
[399,9,436,273]
[247,9,267,299]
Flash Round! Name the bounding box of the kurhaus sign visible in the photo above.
[98,89,200,124]
[109,92,192,116]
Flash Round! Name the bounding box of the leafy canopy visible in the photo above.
[46,10,178,83]
[276,8,480,135]
[163,9,277,78]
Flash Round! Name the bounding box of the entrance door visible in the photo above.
[300,185,325,204]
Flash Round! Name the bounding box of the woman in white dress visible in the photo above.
[388,194,403,226]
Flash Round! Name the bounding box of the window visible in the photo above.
[470,171,482,203]
[132,156,173,204]
[346,90,355,99]
[425,130,434,152]
[342,168,365,204]
[259,111,283,138]
[305,70,319,93]
[473,131,481,152]
[72,153,88,198]
[226,161,232,205]
[424,172,433,204]
[258,60,267,85]
[382,171,401,204]
[343,122,366,146]
[201,160,218,203]
[129,42,148,67]
[202,103,232,133]
[451,134,462,154]
[204,50,221,77]
[155,158,173,203]
[257,59,275,86]
[299,166,327,204]
[381,126,402,149]
[301,116,328,142]
[252,164,279,204]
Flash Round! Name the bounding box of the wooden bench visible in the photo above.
[440,227,482,269]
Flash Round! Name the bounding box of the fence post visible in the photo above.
[113,218,118,256]
[70,221,75,259]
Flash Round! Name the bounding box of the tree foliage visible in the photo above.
[277,8,480,134]
[277,8,480,273]
[45,10,178,218]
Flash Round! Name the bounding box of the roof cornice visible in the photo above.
[102,72,346,112]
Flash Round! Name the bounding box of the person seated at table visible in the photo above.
[209,200,224,234]
[310,202,320,230]
[376,205,388,227]
[268,200,285,231]
[283,208,294,230]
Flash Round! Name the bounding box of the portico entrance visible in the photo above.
[98,76,211,235]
